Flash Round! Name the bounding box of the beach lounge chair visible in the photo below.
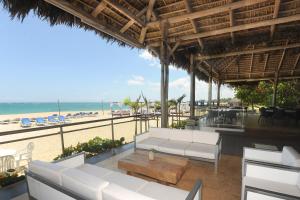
[20,118,32,127]
[36,117,46,126]
[11,118,20,124]
[58,116,66,124]
[47,116,59,125]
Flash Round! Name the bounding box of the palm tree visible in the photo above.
[177,94,186,122]
[141,93,150,130]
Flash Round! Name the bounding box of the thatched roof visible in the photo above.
[1,0,300,84]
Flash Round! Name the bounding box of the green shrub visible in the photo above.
[0,175,25,188]
[54,136,125,160]
[170,120,187,129]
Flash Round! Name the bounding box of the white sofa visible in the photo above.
[242,160,300,200]
[26,153,202,200]
[135,128,222,172]
[242,146,300,176]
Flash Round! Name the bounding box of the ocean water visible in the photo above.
[0,102,127,115]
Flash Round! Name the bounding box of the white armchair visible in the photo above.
[0,155,15,173]
[15,142,34,167]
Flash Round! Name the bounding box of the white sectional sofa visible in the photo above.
[242,146,300,200]
[135,128,222,172]
[26,153,202,200]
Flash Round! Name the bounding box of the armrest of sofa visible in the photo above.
[243,147,282,164]
[244,160,300,185]
[134,132,150,144]
[185,179,202,200]
[54,152,85,168]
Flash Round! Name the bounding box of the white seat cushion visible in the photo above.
[29,160,68,185]
[102,183,155,200]
[168,129,193,142]
[149,128,172,139]
[246,191,286,200]
[192,131,219,145]
[281,146,300,167]
[184,143,216,159]
[77,164,114,178]
[158,140,191,156]
[243,176,300,198]
[104,172,148,191]
[137,182,191,200]
[61,168,109,200]
[136,137,168,150]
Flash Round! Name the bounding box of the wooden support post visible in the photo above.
[59,126,65,154]
[135,114,137,135]
[160,20,169,128]
[156,115,159,127]
[208,68,213,108]
[190,54,195,119]
[111,118,115,142]
[217,81,221,107]
[140,115,142,133]
[272,73,279,107]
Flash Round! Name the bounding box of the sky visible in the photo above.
[0,8,234,103]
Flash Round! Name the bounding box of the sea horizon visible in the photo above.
[0,102,128,115]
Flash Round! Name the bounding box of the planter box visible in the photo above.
[0,179,27,200]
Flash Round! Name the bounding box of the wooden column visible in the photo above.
[272,73,279,107]
[160,21,169,128]
[208,68,213,107]
[217,81,221,107]
[190,55,195,119]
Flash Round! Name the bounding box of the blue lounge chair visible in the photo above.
[58,116,66,124]
[20,118,32,127]
[36,117,46,126]
[47,116,58,125]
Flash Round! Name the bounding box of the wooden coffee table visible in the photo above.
[118,150,188,184]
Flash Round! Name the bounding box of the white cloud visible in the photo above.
[170,77,190,91]
[138,50,177,70]
[127,75,145,86]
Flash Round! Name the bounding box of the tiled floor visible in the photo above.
[97,149,242,200]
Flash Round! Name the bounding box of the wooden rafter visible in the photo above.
[270,0,281,40]
[277,48,286,72]
[103,0,145,27]
[222,69,300,76]
[43,0,142,48]
[183,0,203,49]
[91,1,106,17]
[120,6,147,33]
[197,43,300,60]
[263,53,269,77]
[139,0,156,44]
[249,53,254,78]
[229,0,235,44]
[224,76,300,83]
[147,0,268,27]
[202,60,219,77]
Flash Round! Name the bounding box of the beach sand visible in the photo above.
[0,111,162,161]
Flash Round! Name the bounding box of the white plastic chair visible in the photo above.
[15,142,34,167]
[0,155,15,173]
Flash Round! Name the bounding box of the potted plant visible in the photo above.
[149,149,155,161]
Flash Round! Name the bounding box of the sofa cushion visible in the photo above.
[102,183,155,200]
[29,160,68,185]
[168,129,193,142]
[149,128,171,139]
[158,140,191,156]
[192,131,219,145]
[243,176,300,198]
[135,132,151,143]
[104,172,148,191]
[138,182,190,200]
[136,137,168,150]
[184,143,216,159]
[77,164,114,178]
[61,168,109,200]
[281,146,300,167]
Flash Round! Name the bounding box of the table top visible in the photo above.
[118,150,188,184]
[0,149,16,157]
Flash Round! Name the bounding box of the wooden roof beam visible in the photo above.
[224,76,300,83]
[183,0,203,49]
[43,0,142,48]
[270,0,281,40]
[149,14,300,47]
[249,52,254,78]
[103,0,145,27]
[147,0,268,27]
[222,69,300,76]
[229,0,235,44]
[263,53,269,77]
[197,42,300,60]
[196,62,209,77]
[202,60,219,77]
[120,6,147,33]
[139,0,156,44]
[91,1,106,17]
